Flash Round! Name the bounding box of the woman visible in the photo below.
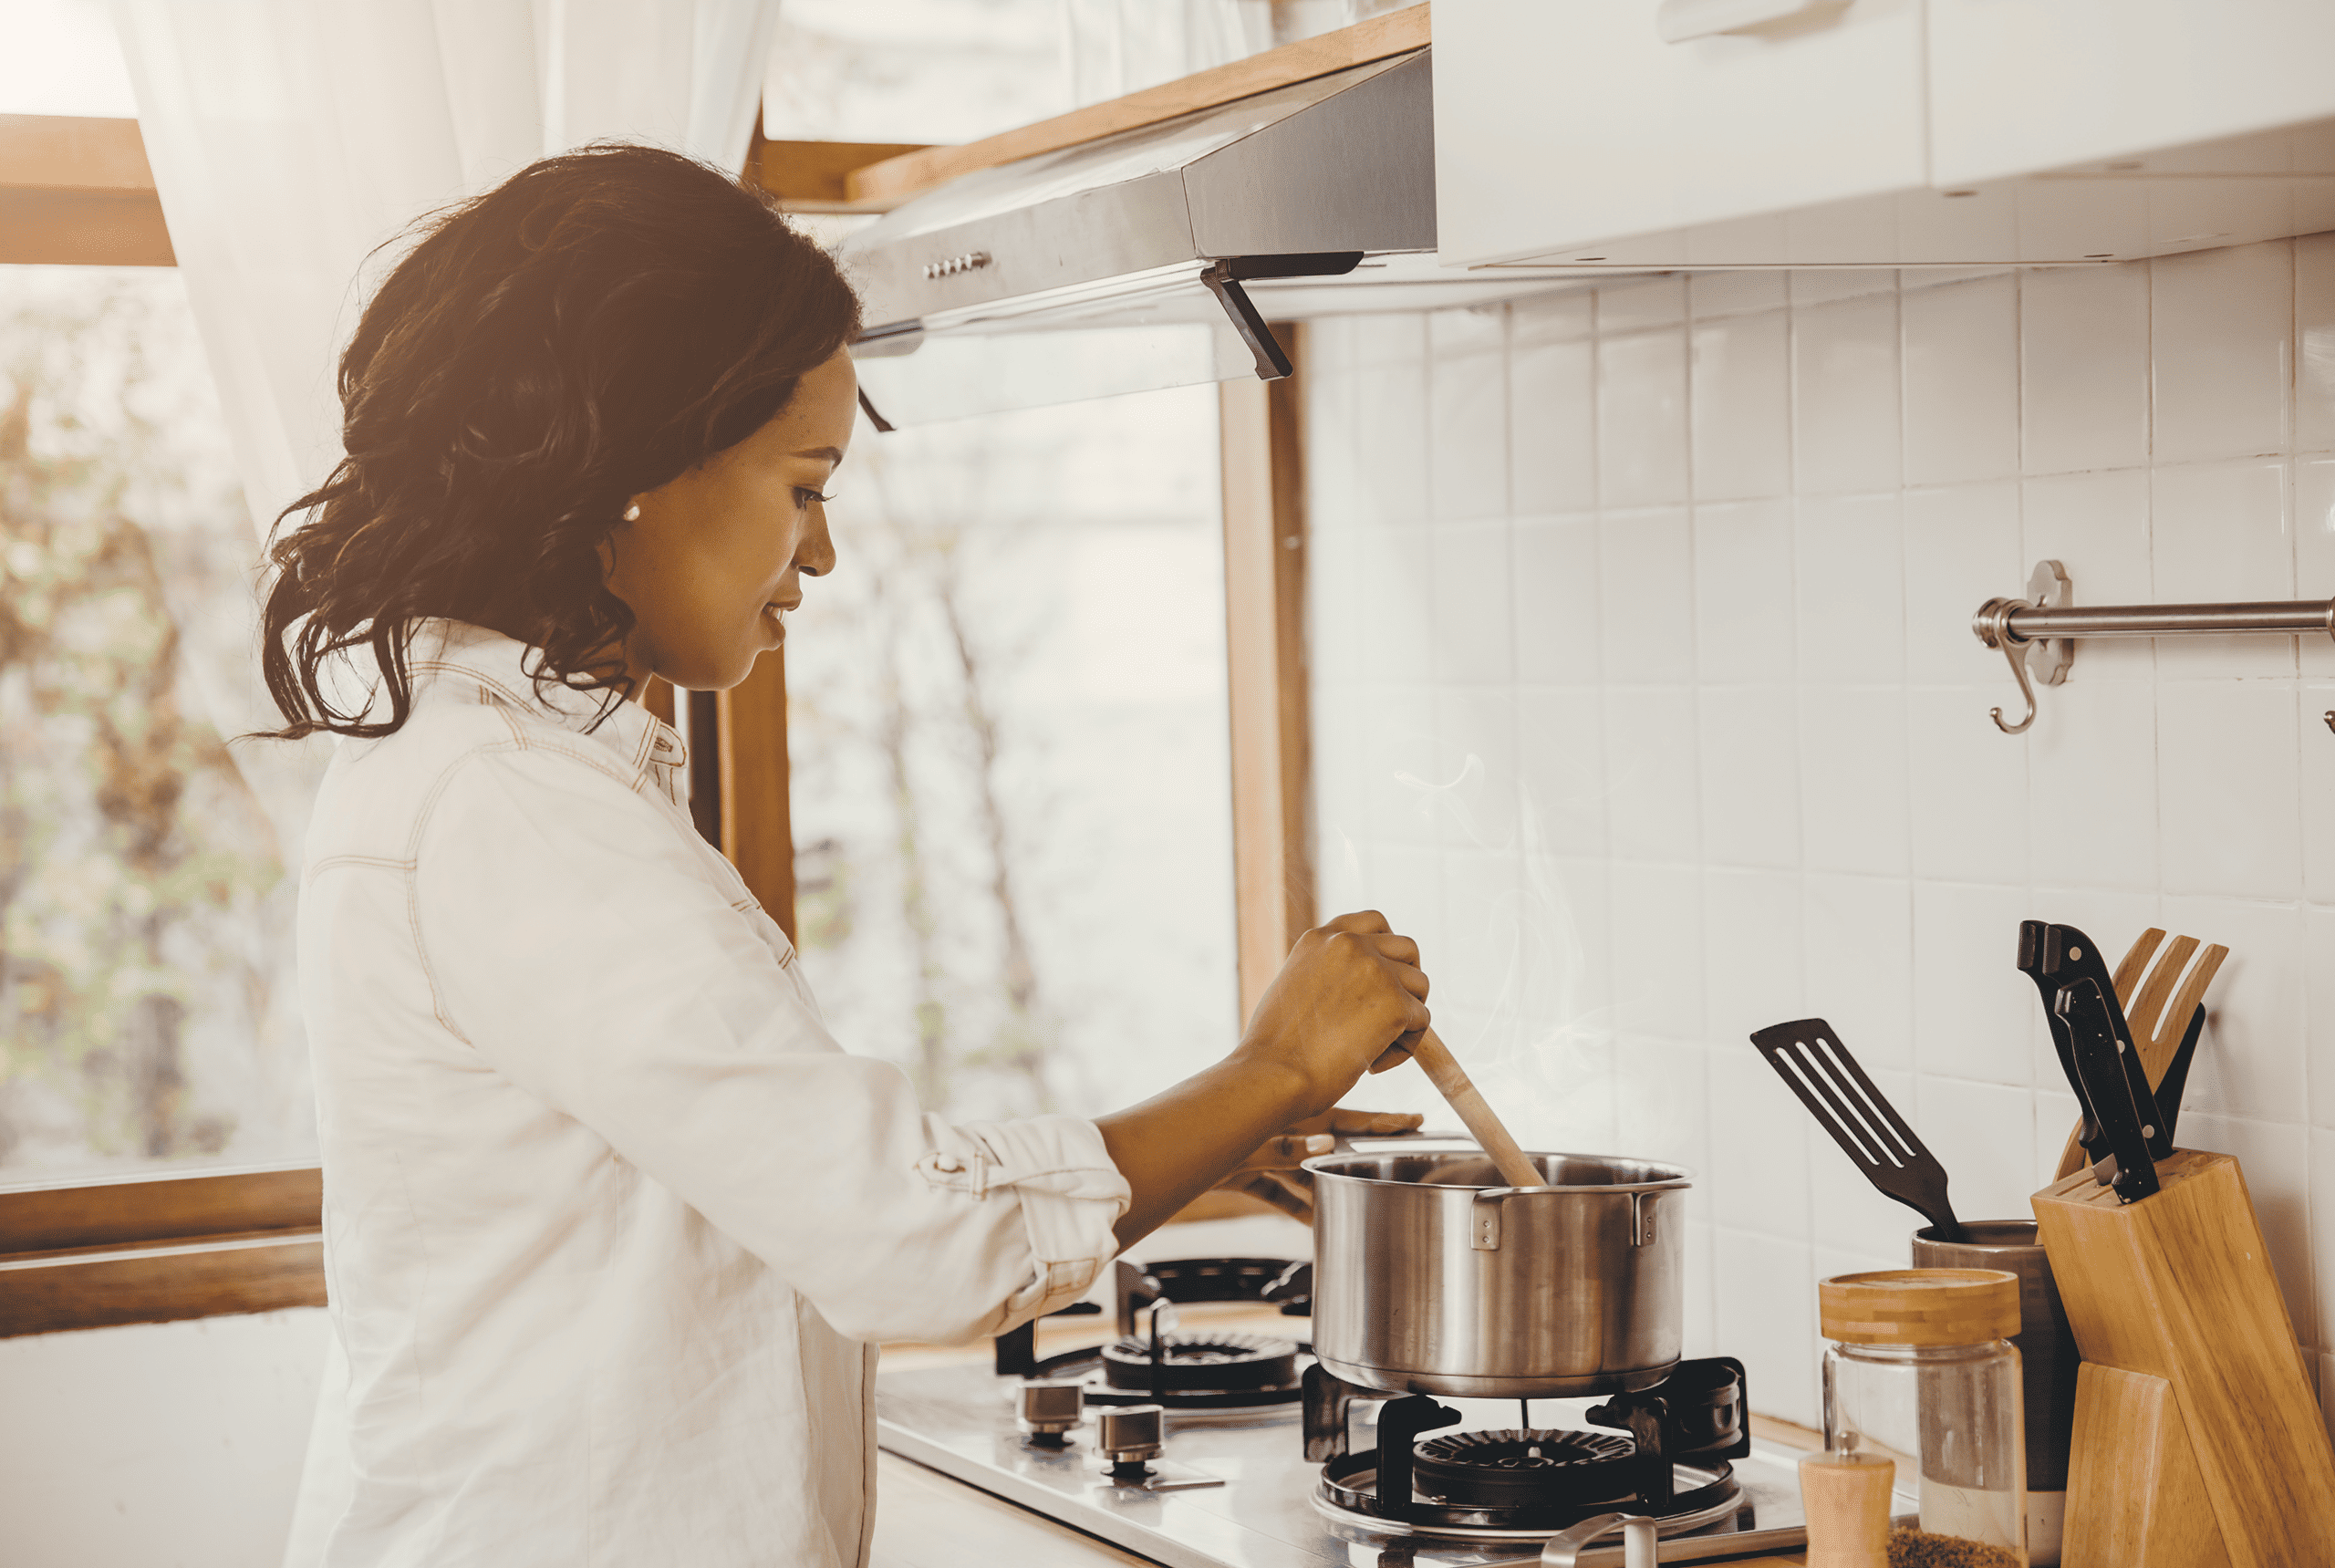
[268,145,1432,1567]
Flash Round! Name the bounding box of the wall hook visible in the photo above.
[1972,561,2074,736]
[1986,605,2039,734]
[1974,563,2335,736]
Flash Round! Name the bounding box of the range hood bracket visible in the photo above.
[1201,253,1362,381]
[1201,267,1288,381]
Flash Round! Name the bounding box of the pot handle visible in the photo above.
[1540,1511,1657,1567]
[1474,1190,1662,1251]
[1470,1188,1514,1251]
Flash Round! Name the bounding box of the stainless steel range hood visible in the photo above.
[835,48,1588,428]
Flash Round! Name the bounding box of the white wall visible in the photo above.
[0,1309,328,1568]
[1303,239,2335,1433]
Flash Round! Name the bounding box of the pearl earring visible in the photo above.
[623,504,641,522]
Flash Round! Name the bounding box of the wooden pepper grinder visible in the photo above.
[1800,1450,1895,1568]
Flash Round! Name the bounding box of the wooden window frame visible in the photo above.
[1219,326,1316,1023]
[0,113,174,265]
[0,1163,322,1338]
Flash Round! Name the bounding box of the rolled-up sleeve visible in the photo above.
[410,742,1128,1345]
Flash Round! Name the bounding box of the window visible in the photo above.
[0,264,322,1176]
[786,390,1240,1120]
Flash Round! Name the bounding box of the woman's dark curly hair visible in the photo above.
[259,142,860,739]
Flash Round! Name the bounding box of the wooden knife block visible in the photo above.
[2031,1149,2335,1567]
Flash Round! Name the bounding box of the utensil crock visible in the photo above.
[1914,1219,2076,1565]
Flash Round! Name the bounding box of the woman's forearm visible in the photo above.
[1094,1049,1314,1247]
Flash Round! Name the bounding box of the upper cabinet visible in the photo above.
[1435,0,1928,269]
[1930,0,2335,185]
[1435,0,2335,271]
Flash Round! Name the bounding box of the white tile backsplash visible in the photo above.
[2158,680,2301,898]
[1599,329,1691,508]
[1512,515,1602,683]
[1308,244,2335,1427]
[2299,458,2335,654]
[1690,311,1792,501]
[1698,687,1801,869]
[2020,263,2152,475]
[2026,680,2160,889]
[1428,519,1515,686]
[1599,508,1696,684]
[1906,685,2029,884]
[2149,457,2295,679]
[1792,293,1903,494]
[1430,348,1510,523]
[1605,685,1701,862]
[1793,492,1905,685]
[1904,480,2023,685]
[1911,880,2035,1089]
[1799,686,1909,877]
[2020,469,2155,680]
[2152,240,2294,464]
[2300,235,2335,454]
[1903,275,2021,487]
[1511,338,1598,516]
[1694,499,1796,683]
[1350,360,1430,524]
[1801,873,1913,1069]
[1516,686,1608,858]
[1608,859,1706,1038]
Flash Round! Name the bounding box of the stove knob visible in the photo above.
[1096,1404,1164,1464]
[1016,1379,1084,1437]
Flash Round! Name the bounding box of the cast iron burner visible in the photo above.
[1101,1332,1300,1393]
[1411,1428,1637,1508]
[1303,1357,1753,1542]
[993,1258,1314,1411]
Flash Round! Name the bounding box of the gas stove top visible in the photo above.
[877,1257,1817,1567]
[876,1362,1815,1566]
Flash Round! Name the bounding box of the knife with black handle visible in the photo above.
[2017,920,2109,1165]
[2055,975,2166,1203]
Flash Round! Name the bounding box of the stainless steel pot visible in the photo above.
[1303,1142,1690,1398]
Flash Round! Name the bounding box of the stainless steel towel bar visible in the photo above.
[1972,561,2335,735]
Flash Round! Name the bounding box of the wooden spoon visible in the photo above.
[1402,1027,1544,1189]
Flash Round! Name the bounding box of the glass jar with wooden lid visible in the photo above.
[1803,1268,2027,1568]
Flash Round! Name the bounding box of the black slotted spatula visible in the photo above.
[1750,1018,1966,1241]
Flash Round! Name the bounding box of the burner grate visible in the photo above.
[1412,1428,1637,1508]
[1100,1332,1299,1393]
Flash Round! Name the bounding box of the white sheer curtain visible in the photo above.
[111,0,781,544]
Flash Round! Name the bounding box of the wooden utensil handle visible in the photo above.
[1406,1028,1544,1189]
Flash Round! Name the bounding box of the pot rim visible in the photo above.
[1301,1141,1697,1194]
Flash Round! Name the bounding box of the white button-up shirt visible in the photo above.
[283,622,1129,1568]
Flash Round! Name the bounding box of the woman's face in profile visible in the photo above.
[605,348,859,691]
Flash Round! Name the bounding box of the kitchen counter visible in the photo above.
[871,1449,1158,1568]
[871,1217,1816,1566]
[871,1449,1812,1567]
